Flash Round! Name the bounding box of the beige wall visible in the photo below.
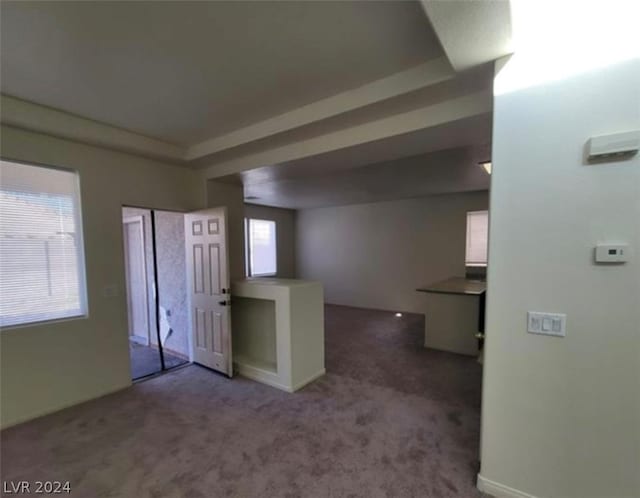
[480,58,640,498]
[295,191,489,313]
[0,125,203,428]
[245,204,296,278]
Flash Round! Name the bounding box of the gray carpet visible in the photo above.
[1,305,485,498]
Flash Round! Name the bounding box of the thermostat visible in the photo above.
[595,244,629,264]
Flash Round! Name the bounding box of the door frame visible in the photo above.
[121,204,191,380]
[122,214,150,346]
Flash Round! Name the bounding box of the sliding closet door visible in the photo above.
[123,208,161,379]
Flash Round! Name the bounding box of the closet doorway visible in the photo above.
[122,206,189,380]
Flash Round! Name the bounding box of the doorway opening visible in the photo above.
[122,207,190,380]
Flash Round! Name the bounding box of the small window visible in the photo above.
[0,160,88,327]
[245,218,277,277]
[465,210,489,267]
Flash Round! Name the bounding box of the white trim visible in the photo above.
[235,361,325,393]
[72,168,89,320]
[477,475,539,498]
[1,95,186,162]
[122,215,150,346]
[202,91,492,178]
[291,369,326,392]
[2,59,456,164]
[235,361,290,392]
[3,64,488,175]
[186,58,454,159]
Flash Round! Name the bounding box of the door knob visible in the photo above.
[218,300,230,306]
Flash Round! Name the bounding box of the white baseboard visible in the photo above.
[477,475,539,498]
[291,369,325,391]
[235,362,325,393]
[235,362,288,391]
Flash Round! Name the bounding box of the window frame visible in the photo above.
[465,209,489,268]
[244,217,277,278]
[0,158,89,329]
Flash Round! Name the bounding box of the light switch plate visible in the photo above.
[527,311,566,337]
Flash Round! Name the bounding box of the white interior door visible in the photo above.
[185,207,232,376]
[123,215,149,345]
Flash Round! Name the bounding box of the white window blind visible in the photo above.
[0,160,87,327]
[246,218,277,277]
[465,210,489,267]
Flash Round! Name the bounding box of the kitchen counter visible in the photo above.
[416,277,486,296]
[416,277,486,356]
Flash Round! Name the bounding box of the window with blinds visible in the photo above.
[0,160,87,327]
[245,218,277,277]
[465,210,489,267]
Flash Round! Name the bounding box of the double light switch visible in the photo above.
[527,311,566,337]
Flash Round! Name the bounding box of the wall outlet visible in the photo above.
[527,311,566,337]
[595,243,629,264]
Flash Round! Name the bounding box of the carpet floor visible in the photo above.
[1,305,485,498]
